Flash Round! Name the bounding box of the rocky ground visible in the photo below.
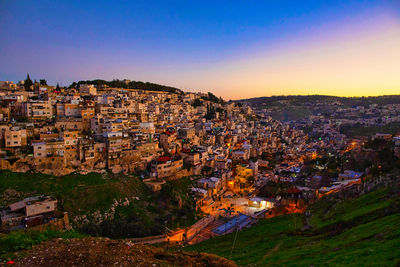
[12,237,237,267]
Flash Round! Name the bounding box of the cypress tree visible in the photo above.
[24,73,33,91]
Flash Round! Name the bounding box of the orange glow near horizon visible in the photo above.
[172,13,400,100]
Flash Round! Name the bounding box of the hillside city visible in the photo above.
[0,77,399,265]
[2,0,400,265]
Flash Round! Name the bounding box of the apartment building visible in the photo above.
[79,84,97,95]
[23,100,53,120]
[150,156,183,179]
[4,127,27,148]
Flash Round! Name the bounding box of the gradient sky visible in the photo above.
[0,0,399,100]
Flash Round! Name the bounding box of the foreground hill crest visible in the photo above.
[13,237,237,267]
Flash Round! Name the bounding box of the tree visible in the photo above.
[56,83,60,91]
[24,74,33,91]
[192,98,203,107]
[69,82,77,88]
[205,104,216,120]
[39,79,47,86]
[33,80,40,91]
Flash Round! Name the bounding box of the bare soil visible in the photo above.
[13,237,237,267]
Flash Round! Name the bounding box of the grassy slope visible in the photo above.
[186,187,400,266]
[0,171,199,230]
[0,170,149,216]
[0,173,201,259]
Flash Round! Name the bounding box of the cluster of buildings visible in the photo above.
[1,80,376,226]
[0,79,330,205]
[3,79,389,242]
[265,99,400,137]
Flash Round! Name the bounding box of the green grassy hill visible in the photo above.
[0,171,199,238]
[0,171,148,216]
[186,186,400,266]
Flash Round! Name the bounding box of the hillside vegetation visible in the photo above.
[70,79,184,94]
[187,185,400,266]
[0,171,199,238]
[0,171,148,217]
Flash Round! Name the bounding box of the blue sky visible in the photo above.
[0,0,399,99]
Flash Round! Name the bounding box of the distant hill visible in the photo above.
[238,95,400,121]
[187,183,400,266]
[238,95,400,108]
[69,79,184,94]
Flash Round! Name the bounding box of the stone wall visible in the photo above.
[31,212,72,232]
